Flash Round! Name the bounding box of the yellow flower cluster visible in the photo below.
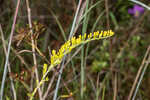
[29,30,114,100]
[50,30,114,65]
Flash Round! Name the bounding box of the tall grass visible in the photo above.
[1,0,150,100]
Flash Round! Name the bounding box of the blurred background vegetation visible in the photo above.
[0,0,150,100]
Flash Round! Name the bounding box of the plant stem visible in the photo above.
[0,0,20,100]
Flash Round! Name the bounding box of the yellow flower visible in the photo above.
[30,30,115,100]
[82,33,86,40]
[109,30,114,36]
[99,31,103,38]
[103,31,107,37]
[93,31,99,38]
[50,30,114,65]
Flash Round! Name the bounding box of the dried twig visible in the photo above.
[25,0,43,99]
[0,0,20,100]
[43,72,57,100]
[128,46,150,100]
[129,0,150,10]
[104,0,117,99]
[0,25,17,100]
[53,0,83,100]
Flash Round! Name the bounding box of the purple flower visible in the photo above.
[128,4,144,18]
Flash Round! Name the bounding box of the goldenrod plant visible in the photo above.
[29,30,115,100]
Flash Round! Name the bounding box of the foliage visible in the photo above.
[0,0,150,100]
